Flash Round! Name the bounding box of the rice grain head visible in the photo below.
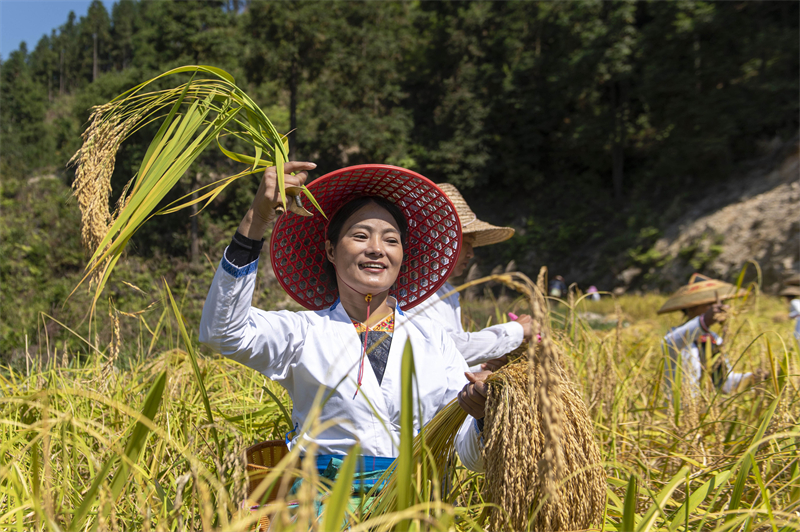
[69,104,135,285]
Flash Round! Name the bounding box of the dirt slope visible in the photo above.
[646,142,799,293]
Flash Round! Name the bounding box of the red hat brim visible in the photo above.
[270,164,462,310]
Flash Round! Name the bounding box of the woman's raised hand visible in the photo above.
[253,162,316,220]
[238,161,316,239]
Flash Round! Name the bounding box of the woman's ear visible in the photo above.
[325,240,335,265]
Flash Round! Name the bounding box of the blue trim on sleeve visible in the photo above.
[221,253,259,278]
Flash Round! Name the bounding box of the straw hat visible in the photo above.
[436,183,515,248]
[780,285,800,297]
[656,273,746,314]
[785,273,800,286]
[270,164,461,311]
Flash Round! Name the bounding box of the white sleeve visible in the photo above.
[663,316,704,354]
[450,322,525,366]
[411,295,524,366]
[662,317,706,395]
[198,253,307,379]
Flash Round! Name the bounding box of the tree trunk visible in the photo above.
[289,57,298,160]
[693,33,701,93]
[611,81,626,202]
[92,33,98,82]
[190,173,200,262]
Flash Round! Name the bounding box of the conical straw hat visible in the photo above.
[270,165,461,311]
[436,183,515,247]
[656,273,746,314]
[780,285,800,297]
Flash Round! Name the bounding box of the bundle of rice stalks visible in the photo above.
[483,356,605,532]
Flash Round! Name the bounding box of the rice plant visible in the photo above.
[68,65,323,313]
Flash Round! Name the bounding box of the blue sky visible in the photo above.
[1,0,115,59]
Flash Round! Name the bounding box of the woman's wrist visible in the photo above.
[237,207,273,240]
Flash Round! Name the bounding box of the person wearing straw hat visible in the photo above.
[659,273,760,396]
[200,162,491,484]
[779,274,800,345]
[408,183,533,371]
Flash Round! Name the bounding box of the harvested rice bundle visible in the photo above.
[483,352,605,532]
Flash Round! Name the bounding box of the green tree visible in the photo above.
[110,0,138,70]
[29,32,59,101]
[0,44,52,178]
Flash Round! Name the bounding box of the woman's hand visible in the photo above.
[703,302,730,327]
[481,355,508,372]
[238,161,316,239]
[458,370,491,419]
[516,314,533,340]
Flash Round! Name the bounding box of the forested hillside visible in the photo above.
[1,0,797,361]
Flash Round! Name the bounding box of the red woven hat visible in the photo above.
[270,164,462,310]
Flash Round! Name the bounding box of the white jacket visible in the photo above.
[663,316,751,395]
[199,255,485,471]
[408,282,524,367]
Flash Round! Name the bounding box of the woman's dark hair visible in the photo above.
[323,196,408,289]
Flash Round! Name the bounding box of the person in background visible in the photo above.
[779,274,800,346]
[658,273,762,396]
[408,183,533,372]
[549,275,567,299]
[587,285,601,301]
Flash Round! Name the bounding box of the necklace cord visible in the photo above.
[333,266,374,399]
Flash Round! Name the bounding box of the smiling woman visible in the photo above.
[323,196,407,322]
[199,162,492,507]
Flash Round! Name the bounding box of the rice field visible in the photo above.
[1,279,798,531]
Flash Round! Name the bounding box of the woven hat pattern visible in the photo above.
[657,273,744,314]
[436,183,515,248]
[270,165,461,311]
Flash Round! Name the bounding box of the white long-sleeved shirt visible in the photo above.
[662,316,751,395]
[199,254,485,471]
[408,282,524,367]
[790,299,800,344]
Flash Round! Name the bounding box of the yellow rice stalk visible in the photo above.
[364,399,468,518]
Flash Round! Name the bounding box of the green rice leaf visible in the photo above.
[622,474,638,532]
[165,281,221,460]
[728,394,781,517]
[301,185,327,219]
[321,444,361,532]
[667,470,732,532]
[395,339,416,532]
[634,466,689,532]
